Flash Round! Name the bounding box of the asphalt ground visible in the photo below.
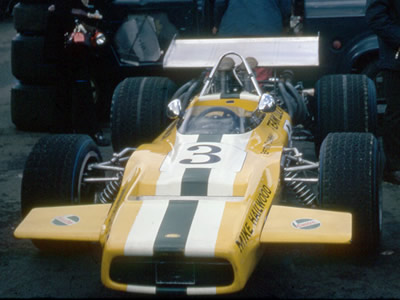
[1,17,400,299]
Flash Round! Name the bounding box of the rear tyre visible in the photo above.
[21,134,103,251]
[318,132,383,257]
[314,74,377,154]
[361,58,385,136]
[110,76,177,152]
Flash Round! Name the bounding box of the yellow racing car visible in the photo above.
[14,37,382,295]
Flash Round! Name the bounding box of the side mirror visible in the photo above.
[167,98,182,119]
[258,93,276,113]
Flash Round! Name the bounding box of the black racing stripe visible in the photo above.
[181,168,211,196]
[156,286,187,295]
[197,134,223,143]
[153,200,198,256]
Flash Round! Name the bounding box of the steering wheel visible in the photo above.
[196,107,240,123]
[186,106,241,134]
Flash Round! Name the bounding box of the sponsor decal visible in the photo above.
[180,145,222,165]
[261,133,274,155]
[236,184,272,252]
[291,218,321,230]
[165,233,181,238]
[267,106,284,130]
[51,215,80,226]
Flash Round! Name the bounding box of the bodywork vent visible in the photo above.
[110,256,234,287]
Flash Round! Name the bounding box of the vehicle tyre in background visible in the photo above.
[110,76,177,152]
[13,2,49,33]
[314,74,377,154]
[361,58,385,136]
[87,74,114,124]
[11,34,59,84]
[21,134,103,251]
[318,132,383,257]
[11,82,70,132]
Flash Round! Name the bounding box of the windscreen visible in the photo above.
[177,104,265,135]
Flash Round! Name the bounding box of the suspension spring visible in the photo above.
[284,171,317,206]
[97,171,123,204]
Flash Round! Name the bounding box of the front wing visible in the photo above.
[261,205,352,244]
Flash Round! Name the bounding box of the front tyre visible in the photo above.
[21,134,103,217]
[318,132,383,256]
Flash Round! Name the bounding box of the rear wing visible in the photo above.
[163,36,319,68]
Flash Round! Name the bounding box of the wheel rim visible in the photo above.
[75,151,101,204]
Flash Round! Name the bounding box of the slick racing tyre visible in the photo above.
[361,58,385,135]
[21,134,103,251]
[314,74,377,154]
[110,76,177,152]
[318,132,383,257]
[21,134,103,216]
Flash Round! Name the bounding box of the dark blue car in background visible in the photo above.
[7,0,382,132]
[302,0,381,100]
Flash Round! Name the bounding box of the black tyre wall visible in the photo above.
[21,134,102,217]
[13,2,49,34]
[314,74,377,148]
[319,132,382,255]
[11,34,59,84]
[11,82,70,132]
[111,76,177,151]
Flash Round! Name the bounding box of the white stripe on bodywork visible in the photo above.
[184,200,226,257]
[187,287,217,295]
[206,155,241,196]
[125,285,217,295]
[126,285,156,294]
[123,199,226,295]
[157,132,251,196]
[125,199,226,258]
[208,169,233,196]
[124,200,169,256]
[207,133,251,196]
[157,133,198,195]
[129,195,243,202]
[156,168,186,195]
